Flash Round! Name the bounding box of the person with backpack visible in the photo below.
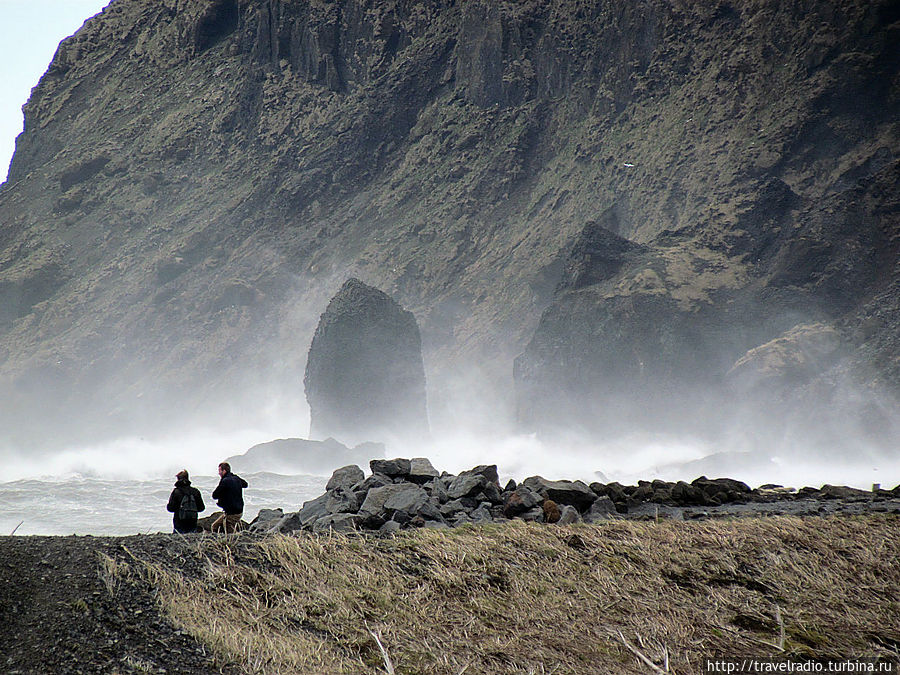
[167,469,205,534]
[211,461,248,533]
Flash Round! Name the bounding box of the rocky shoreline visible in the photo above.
[214,458,900,535]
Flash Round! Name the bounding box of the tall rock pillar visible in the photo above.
[304,278,429,446]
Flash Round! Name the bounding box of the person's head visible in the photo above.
[218,462,231,477]
[176,469,189,482]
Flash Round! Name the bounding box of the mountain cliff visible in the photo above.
[0,0,897,451]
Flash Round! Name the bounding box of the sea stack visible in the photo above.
[304,278,428,446]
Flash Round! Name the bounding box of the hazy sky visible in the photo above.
[0,0,109,183]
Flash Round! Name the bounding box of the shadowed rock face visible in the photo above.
[304,279,428,446]
[0,0,896,451]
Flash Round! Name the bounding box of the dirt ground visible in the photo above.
[0,534,237,675]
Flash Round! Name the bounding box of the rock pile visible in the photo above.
[247,459,900,535]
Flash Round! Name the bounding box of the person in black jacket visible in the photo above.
[166,470,205,534]
[211,461,248,533]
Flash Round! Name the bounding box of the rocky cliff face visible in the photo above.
[0,0,897,451]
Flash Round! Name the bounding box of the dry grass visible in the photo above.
[127,516,900,674]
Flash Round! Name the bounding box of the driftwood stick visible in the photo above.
[618,631,669,674]
[368,628,396,675]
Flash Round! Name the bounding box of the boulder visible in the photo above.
[408,457,440,483]
[477,481,502,504]
[522,477,597,511]
[304,278,429,446]
[358,483,419,518]
[671,481,707,506]
[325,486,360,514]
[370,458,412,477]
[425,478,450,504]
[692,477,752,494]
[448,474,487,500]
[503,486,543,518]
[297,493,330,528]
[592,482,627,505]
[353,473,393,500]
[383,485,429,515]
[470,502,493,523]
[583,496,617,523]
[326,465,365,491]
[630,484,654,502]
[459,465,500,485]
[271,512,303,533]
[440,499,469,519]
[417,499,445,523]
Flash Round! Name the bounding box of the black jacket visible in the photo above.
[212,472,248,514]
[167,479,205,531]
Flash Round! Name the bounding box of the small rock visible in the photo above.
[471,502,493,523]
[313,513,361,533]
[379,520,401,535]
[424,520,450,530]
[557,505,581,525]
[564,534,587,550]
[440,499,469,518]
[424,478,450,503]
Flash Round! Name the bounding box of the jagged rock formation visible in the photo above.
[0,0,896,451]
[304,278,428,446]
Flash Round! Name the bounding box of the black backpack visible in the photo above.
[179,491,199,524]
